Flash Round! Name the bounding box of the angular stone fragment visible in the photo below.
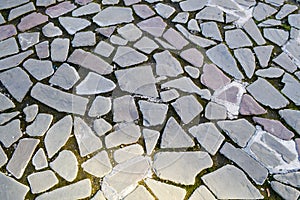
[93,7,133,26]
[180,0,206,11]
[273,52,297,73]
[180,48,203,68]
[8,2,35,21]
[154,3,175,19]
[189,185,216,200]
[74,117,102,157]
[110,35,128,45]
[264,28,289,46]
[274,171,300,188]
[0,37,18,59]
[0,172,29,200]
[254,45,273,68]
[133,36,159,54]
[46,1,77,18]
[0,25,17,41]
[68,49,113,74]
[17,12,48,32]
[225,29,252,49]
[137,16,167,37]
[200,22,222,42]
[243,18,266,45]
[253,2,277,21]
[276,4,298,19]
[51,38,69,62]
[234,48,255,78]
[172,12,189,24]
[18,32,39,51]
[115,65,158,97]
[59,17,90,35]
[35,41,49,59]
[189,123,225,155]
[133,4,155,19]
[72,3,101,17]
[105,123,141,148]
[94,41,114,57]
[0,50,33,71]
[239,94,267,115]
[160,89,179,102]
[91,190,106,200]
[95,26,116,38]
[31,83,88,115]
[187,19,200,32]
[201,63,231,90]
[0,93,15,112]
[185,66,200,79]
[23,59,53,80]
[203,165,263,199]
[0,111,19,125]
[26,113,53,136]
[281,73,300,105]
[113,46,147,67]
[45,115,72,158]
[271,181,300,200]
[161,117,194,148]
[113,95,138,122]
[27,170,58,194]
[114,144,144,163]
[32,148,48,170]
[196,6,223,22]
[36,179,91,200]
[0,0,29,10]
[93,119,112,137]
[82,150,112,177]
[36,0,55,7]
[154,50,183,77]
[289,14,300,29]
[72,31,96,47]
[118,23,142,42]
[279,109,300,135]
[143,129,159,155]
[88,96,111,118]
[256,67,284,78]
[42,23,62,37]
[0,146,7,167]
[124,185,154,200]
[49,63,79,90]
[139,101,168,126]
[0,120,22,148]
[7,138,39,179]
[163,28,188,50]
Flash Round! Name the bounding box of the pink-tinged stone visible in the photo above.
[253,117,295,140]
[218,86,239,103]
[239,94,267,115]
[295,139,300,160]
[0,25,17,41]
[95,26,116,38]
[35,41,49,59]
[200,63,231,90]
[17,12,48,32]
[133,4,155,19]
[137,16,167,37]
[46,1,76,18]
[180,48,203,68]
[75,0,92,5]
[163,28,189,50]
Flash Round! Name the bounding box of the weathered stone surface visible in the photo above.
[145,178,186,200]
[105,123,141,148]
[59,17,90,35]
[93,7,133,26]
[225,29,252,49]
[0,93,15,112]
[0,50,33,71]
[206,44,243,79]
[0,145,7,167]
[189,185,216,200]
[0,67,32,102]
[254,45,273,68]
[163,28,188,50]
[23,59,54,81]
[0,0,29,10]
[74,117,102,157]
[201,63,230,90]
[243,18,266,45]
[202,165,263,199]
[281,73,300,105]
[17,12,48,32]
[46,1,76,18]
[7,138,39,179]
[32,148,48,170]
[35,41,49,59]
[143,129,159,155]
[51,38,69,62]
[0,172,29,200]
[36,179,91,200]
[189,122,225,155]
[115,65,158,97]
[88,96,111,117]
[45,115,72,158]
[239,94,266,115]
[124,185,154,200]
[161,117,194,148]
[113,46,147,67]
[154,3,175,19]
[27,170,58,194]
[271,181,300,200]
[93,119,112,137]
[94,41,114,57]
[72,2,101,17]
[42,23,62,37]
[114,144,144,163]
[18,32,40,51]
[137,16,167,37]
[274,171,300,188]
[205,102,227,120]
[82,150,112,178]
[0,37,19,59]
[49,63,79,90]
[113,95,139,122]
[31,83,88,115]
[234,48,255,78]
[26,113,53,136]
[154,50,183,77]
[95,26,116,37]
[279,109,300,135]
[247,78,289,109]
[102,156,151,199]
[217,119,255,147]
[72,31,96,47]
[264,28,289,46]
[0,25,17,41]
[133,4,155,19]
[139,101,168,126]
[8,2,35,21]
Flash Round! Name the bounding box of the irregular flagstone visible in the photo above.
[82,150,112,178]
[117,23,142,42]
[95,26,116,37]
[72,3,101,17]
[133,4,155,19]
[172,12,189,24]
[114,144,144,163]
[162,28,188,50]
[45,115,72,158]
[31,83,88,115]
[93,118,112,136]
[113,95,139,122]
[281,73,300,105]
[23,59,54,81]
[161,117,194,148]
[139,101,168,126]
[254,45,274,68]
[188,19,200,32]
[133,36,159,54]
[154,50,183,77]
[7,138,39,179]
[88,96,111,117]
[113,46,148,67]
[202,165,263,199]
[72,31,96,47]
[206,43,244,79]
[17,12,48,32]
[154,3,175,19]
[0,0,29,10]
[51,38,69,62]
[160,89,180,102]
[253,117,294,140]
[256,67,284,78]
[0,93,15,112]
[253,2,277,21]
[115,65,158,97]
[26,113,53,136]
[145,178,186,200]
[0,111,19,125]
[258,19,282,27]
[220,142,268,185]
[289,14,300,29]
[0,37,19,59]
[102,156,152,199]
[273,52,297,73]
[36,0,56,7]
[283,40,300,65]
[0,25,17,41]
[49,63,79,90]
[225,29,252,49]
[271,181,300,200]
[35,179,91,200]
[0,67,32,102]
[35,41,49,59]
[180,48,203,68]
[137,16,167,37]
[185,66,200,79]
[239,94,267,115]
[205,102,227,120]
[155,38,175,50]
[180,0,206,11]
[32,148,48,170]
[0,120,22,148]
[124,185,154,200]
[93,6,133,26]
[0,172,29,200]
[171,95,203,124]
[0,50,33,71]
[161,77,211,100]
[42,22,63,38]
[0,146,7,167]
[276,4,298,19]
[59,17,91,35]
[279,109,300,135]
[68,49,113,75]
[195,6,224,22]
[201,22,222,42]
[105,123,141,148]
[18,32,39,51]
[189,122,225,155]
[143,129,159,155]
[234,48,255,78]
[189,185,216,200]
[217,119,255,147]
[8,2,35,21]
[153,151,212,185]
[243,18,266,45]
[27,170,58,194]
[274,171,300,188]
[247,78,289,109]
[76,72,115,95]
[263,28,289,46]
[94,41,114,57]
[46,1,77,18]
[110,35,128,45]
[74,117,102,157]
[50,150,78,182]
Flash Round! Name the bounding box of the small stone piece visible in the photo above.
[32,148,48,170]
[289,14,300,29]
[26,113,53,137]
[42,23,63,37]
[51,38,69,62]
[17,12,48,32]
[239,94,266,115]
[0,37,19,58]
[134,36,159,54]
[113,46,148,67]
[274,171,300,188]
[0,111,19,125]
[276,4,298,20]
[254,45,273,68]
[225,29,252,49]
[196,6,223,22]
[154,3,175,19]
[95,26,116,38]
[93,118,112,136]
[0,120,22,148]
[163,28,188,50]
[143,129,159,155]
[160,89,180,102]
[253,2,277,21]
[0,0,29,10]
[114,144,144,163]
[113,95,139,122]
[94,41,114,57]
[27,170,58,194]
[88,96,111,117]
[8,2,35,21]
[72,31,96,47]
[0,93,15,112]
[137,16,167,37]
[200,22,222,42]
[93,7,133,26]
[110,35,128,45]
[205,102,227,120]
[46,1,77,18]
[271,181,300,200]
[185,66,200,79]
[281,73,300,106]
[59,17,90,35]
[139,101,168,126]
[243,18,266,45]
[187,19,200,32]
[279,109,300,135]
[82,151,112,178]
[36,0,55,7]
[0,25,17,41]
[0,172,29,200]
[35,41,49,59]
[133,4,155,19]
[154,50,183,77]
[172,12,189,24]
[263,28,289,46]
[234,48,255,78]
[180,48,203,68]
[255,67,284,78]
[18,32,39,51]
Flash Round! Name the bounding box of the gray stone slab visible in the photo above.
[273,52,297,73]
[82,150,112,177]
[31,83,88,115]
[23,59,54,81]
[185,66,200,79]
[72,2,101,16]
[23,104,38,122]
[160,89,180,102]
[93,118,112,136]
[51,38,69,62]
[94,41,115,57]
[110,35,128,45]
[32,148,48,170]
[289,14,300,29]
[254,45,273,68]
[281,73,300,105]
[133,4,155,19]
[0,37,19,59]
[0,172,29,200]
[234,48,255,78]
[113,46,148,67]
[0,111,19,125]
[172,12,189,24]
[264,28,289,46]
[0,0,29,10]
[7,138,39,179]
[255,67,284,78]
[28,170,58,194]
[117,23,142,42]
[124,185,154,200]
[0,50,33,71]
[93,6,133,26]
[276,4,298,19]
[279,109,300,135]
[163,28,188,50]
[225,29,252,49]
[154,3,175,18]
[59,16,90,35]
[18,32,40,51]
[17,12,48,32]
[189,185,216,200]
[26,113,53,137]
[88,96,111,118]
[253,2,277,21]
[154,50,183,77]
[8,2,35,21]
[35,41,49,59]
[0,25,17,41]
[180,48,203,68]
[202,165,263,199]
[195,6,223,22]
[0,120,22,148]
[0,146,7,167]
[180,0,206,11]
[143,129,159,155]
[0,93,15,112]
[137,16,167,37]
[133,36,159,54]
[36,0,55,7]
[95,26,116,38]
[45,1,77,18]
[271,181,300,200]
[72,31,96,47]
[200,22,222,41]
[205,102,227,120]
[139,101,168,126]
[114,144,144,163]
[243,18,266,45]
[113,95,139,122]
[274,172,300,188]
[187,19,200,32]
[42,22,63,37]
[49,63,79,90]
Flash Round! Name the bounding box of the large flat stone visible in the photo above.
[0,50,33,71]
[27,170,58,194]
[26,113,53,136]
[113,95,139,122]
[113,46,148,67]
[51,38,69,62]
[93,6,133,26]
[139,101,168,126]
[0,172,29,200]
[154,50,183,77]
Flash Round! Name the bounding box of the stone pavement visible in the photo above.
[0,0,300,199]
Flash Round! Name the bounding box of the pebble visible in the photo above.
[32,148,48,170]
[139,101,168,126]
[132,4,155,19]
[17,12,48,32]
[88,96,111,117]
[0,92,15,112]
[42,22,63,37]
[51,38,69,62]
[23,59,53,81]
[72,31,96,47]
[133,36,159,54]
[113,95,139,122]
[0,25,17,41]
[239,94,267,115]
[72,2,101,17]
[35,41,49,59]
[137,16,167,37]
[143,129,160,155]
[93,6,133,26]
[117,23,142,42]
[114,144,144,163]
[59,17,91,35]
[27,170,58,194]
[0,50,33,71]
[8,2,36,21]
[254,45,274,67]
[0,37,19,59]
[234,48,255,78]
[113,46,148,67]
[46,1,77,18]
[154,50,183,77]
[0,172,29,200]
[93,118,112,136]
